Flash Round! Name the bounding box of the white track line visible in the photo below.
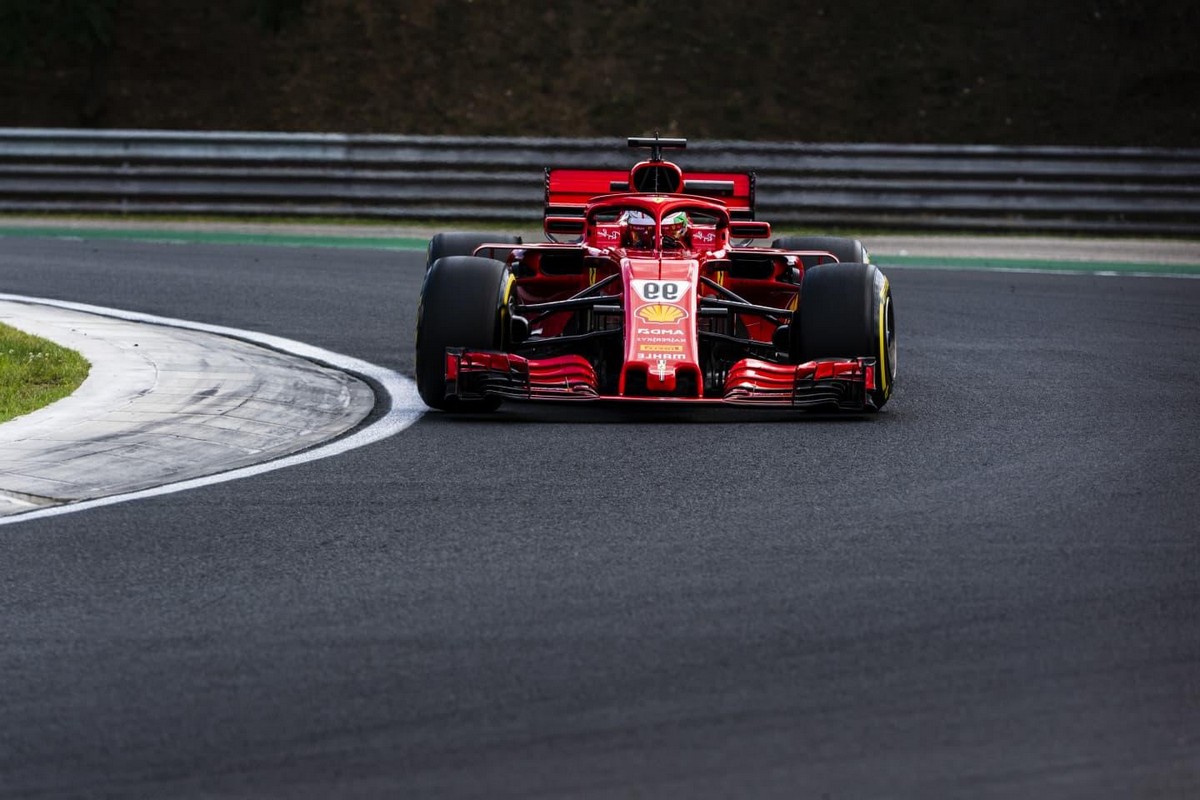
[877,262,1200,279]
[0,293,425,526]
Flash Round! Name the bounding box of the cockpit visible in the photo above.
[585,202,726,252]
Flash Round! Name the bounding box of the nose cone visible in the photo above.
[620,256,702,398]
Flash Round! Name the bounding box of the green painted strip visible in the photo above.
[2,225,1198,276]
[874,254,1200,276]
[0,226,429,251]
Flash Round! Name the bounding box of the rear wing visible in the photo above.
[545,168,757,222]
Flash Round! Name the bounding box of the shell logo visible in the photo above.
[636,304,687,324]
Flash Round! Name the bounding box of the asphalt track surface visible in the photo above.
[1,237,1198,799]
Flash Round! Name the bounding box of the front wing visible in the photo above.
[445,349,879,411]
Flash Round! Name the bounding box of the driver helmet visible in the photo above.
[620,209,657,249]
[661,210,690,247]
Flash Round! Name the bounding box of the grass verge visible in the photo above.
[0,323,90,424]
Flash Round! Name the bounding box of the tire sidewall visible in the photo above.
[870,268,896,408]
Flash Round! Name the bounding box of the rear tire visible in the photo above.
[426,232,522,271]
[415,256,510,411]
[792,262,896,409]
[773,235,869,268]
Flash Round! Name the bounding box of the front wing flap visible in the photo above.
[445,350,877,411]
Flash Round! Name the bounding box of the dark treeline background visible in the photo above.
[1,0,1196,146]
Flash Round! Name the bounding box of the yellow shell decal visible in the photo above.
[637,304,687,324]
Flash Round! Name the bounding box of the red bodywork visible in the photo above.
[443,146,877,410]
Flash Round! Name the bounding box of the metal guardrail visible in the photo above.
[1,128,1198,234]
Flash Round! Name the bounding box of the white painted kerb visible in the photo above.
[0,297,421,522]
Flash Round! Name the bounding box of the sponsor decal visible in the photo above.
[653,360,671,380]
[636,303,688,324]
[636,328,686,336]
[638,344,684,353]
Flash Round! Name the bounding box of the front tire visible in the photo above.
[415,255,510,411]
[792,262,896,410]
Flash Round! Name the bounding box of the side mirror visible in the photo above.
[729,221,772,240]
[544,216,585,236]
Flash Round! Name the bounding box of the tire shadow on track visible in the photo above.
[415,405,884,426]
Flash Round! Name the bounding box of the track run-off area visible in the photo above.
[0,227,1197,798]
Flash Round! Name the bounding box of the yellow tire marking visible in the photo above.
[502,272,515,306]
[500,272,515,345]
[877,276,890,395]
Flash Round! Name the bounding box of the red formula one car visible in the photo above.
[416,136,895,412]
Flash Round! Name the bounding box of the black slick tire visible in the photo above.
[773,235,869,268]
[426,232,522,271]
[792,262,896,410]
[415,255,510,411]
